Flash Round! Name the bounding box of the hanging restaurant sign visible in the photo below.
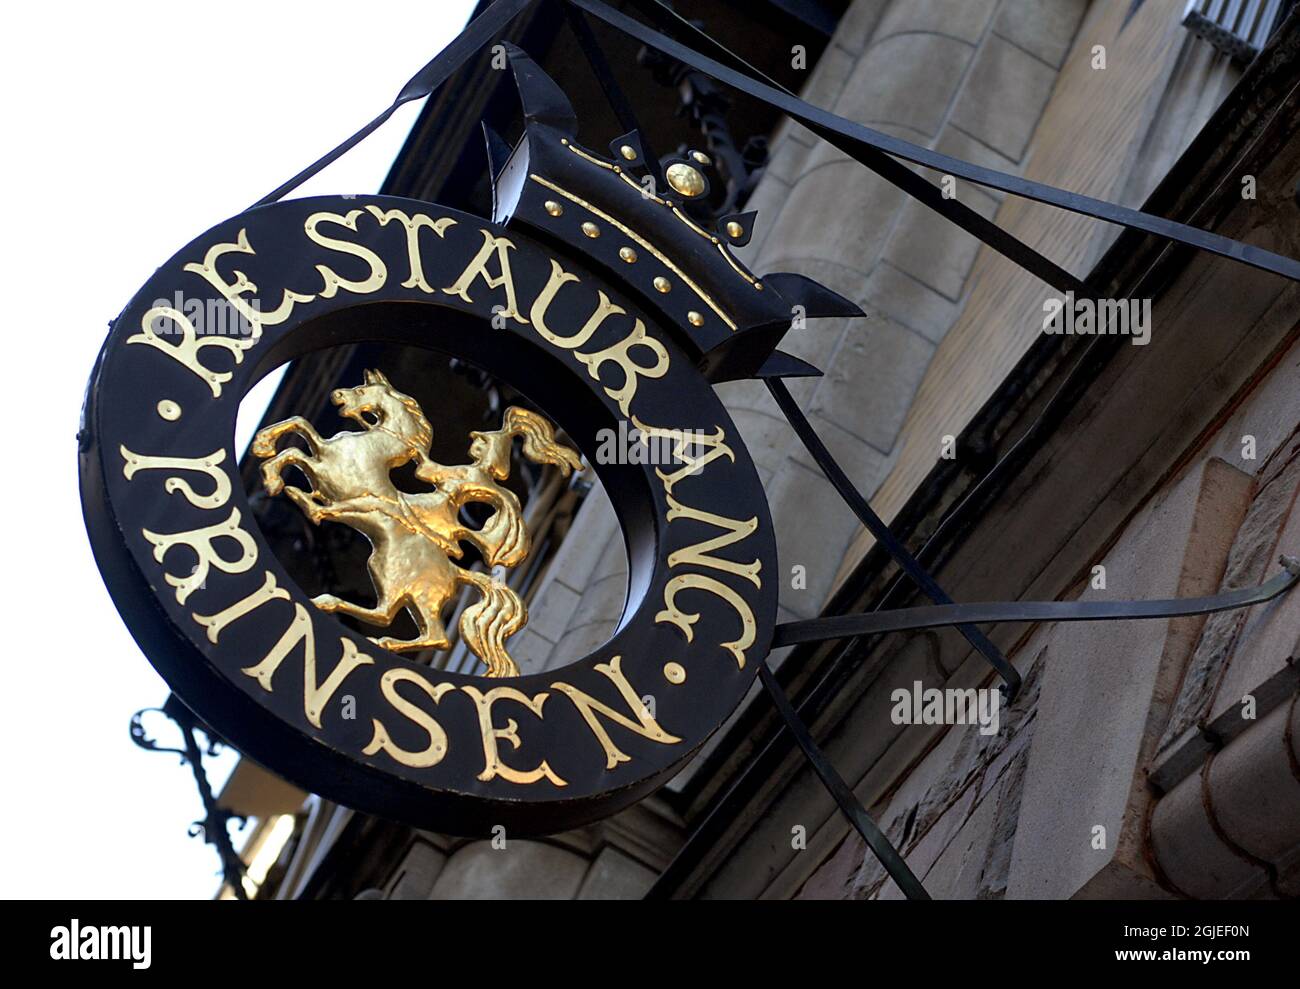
[82,0,1300,882]
[78,49,865,834]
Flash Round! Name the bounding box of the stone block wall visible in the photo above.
[727,0,1086,623]
[841,0,1243,588]
[789,333,1300,900]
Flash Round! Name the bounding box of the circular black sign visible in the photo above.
[80,195,777,834]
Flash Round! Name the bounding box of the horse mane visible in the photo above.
[388,389,432,452]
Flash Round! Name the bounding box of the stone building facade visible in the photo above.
[216,0,1300,900]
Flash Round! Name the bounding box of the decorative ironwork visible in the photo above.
[637,19,768,218]
[768,378,1022,697]
[129,696,248,899]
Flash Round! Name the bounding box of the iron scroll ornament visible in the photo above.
[80,196,780,835]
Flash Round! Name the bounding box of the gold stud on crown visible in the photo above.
[666,163,706,198]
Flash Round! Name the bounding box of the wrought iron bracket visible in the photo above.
[130,697,249,899]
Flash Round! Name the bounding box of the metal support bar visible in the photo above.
[767,377,1023,698]
[618,0,1081,291]
[253,0,537,207]
[775,558,1300,646]
[561,1,663,171]
[578,0,1300,284]
[758,663,931,900]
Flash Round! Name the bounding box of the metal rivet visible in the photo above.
[653,276,671,293]
[663,662,686,684]
[690,151,711,166]
[157,399,181,421]
[581,221,600,239]
[619,144,637,161]
[665,163,706,198]
[544,200,563,217]
[619,246,637,263]
[687,311,704,327]
[725,220,745,239]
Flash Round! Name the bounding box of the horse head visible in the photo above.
[332,369,433,458]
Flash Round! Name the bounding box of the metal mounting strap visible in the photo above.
[561,3,664,172]
[576,0,1300,284]
[616,0,1082,292]
[253,0,539,207]
[767,378,1024,698]
[758,663,931,900]
[775,558,1300,647]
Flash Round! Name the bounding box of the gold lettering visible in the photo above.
[665,497,761,586]
[528,260,581,340]
[365,205,456,292]
[575,318,670,416]
[656,574,756,669]
[529,260,627,349]
[631,420,735,495]
[182,229,315,341]
[550,656,680,769]
[141,508,258,605]
[459,685,566,786]
[363,668,455,769]
[304,210,388,298]
[442,229,529,323]
[120,446,231,510]
[241,604,374,728]
[191,571,289,643]
[127,306,235,398]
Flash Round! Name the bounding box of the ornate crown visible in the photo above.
[487,44,861,383]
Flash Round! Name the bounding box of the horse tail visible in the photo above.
[473,407,583,479]
[457,569,526,678]
[505,407,584,474]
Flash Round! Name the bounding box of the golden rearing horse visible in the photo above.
[252,369,582,677]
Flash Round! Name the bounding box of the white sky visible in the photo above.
[0,0,478,898]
